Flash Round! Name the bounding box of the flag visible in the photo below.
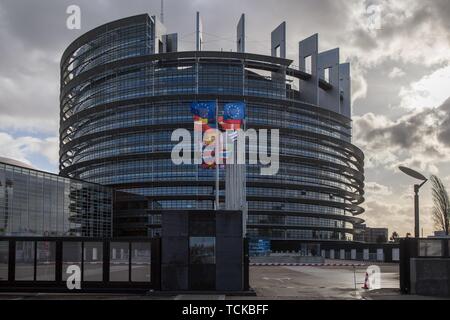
[223,102,246,120]
[221,120,242,130]
[190,101,216,120]
[193,115,208,124]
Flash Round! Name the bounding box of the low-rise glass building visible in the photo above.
[0,158,113,237]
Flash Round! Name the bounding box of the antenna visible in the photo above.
[160,0,164,23]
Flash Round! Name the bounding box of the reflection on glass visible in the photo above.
[189,237,215,264]
[419,240,442,257]
[0,241,8,281]
[131,242,151,282]
[63,242,82,281]
[83,242,103,281]
[110,242,129,282]
[15,241,35,281]
[36,241,56,281]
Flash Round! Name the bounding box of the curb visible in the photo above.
[249,263,367,267]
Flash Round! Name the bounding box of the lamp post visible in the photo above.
[399,166,428,238]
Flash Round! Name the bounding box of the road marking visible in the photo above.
[250,263,366,267]
[262,277,292,282]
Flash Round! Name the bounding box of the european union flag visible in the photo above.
[224,102,246,120]
[190,101,216,120]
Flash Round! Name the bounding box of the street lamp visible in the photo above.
[399,166,428,238]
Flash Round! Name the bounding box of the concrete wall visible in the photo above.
[410,258,450,296]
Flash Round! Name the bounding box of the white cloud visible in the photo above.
[353,99,450,174]
[399,64,450,111]
[344,1,450,68]
[0,132,58,166]
[365,181,392,197]
[388,67,406,78]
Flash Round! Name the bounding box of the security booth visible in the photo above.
[400,237,450,296]
[160,210,248,292]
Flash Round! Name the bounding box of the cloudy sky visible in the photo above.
[1,0,450,237]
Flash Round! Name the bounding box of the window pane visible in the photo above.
[63,242,82,281]
[305,55,312,74]
[189,237,215,264]
[0,241,8,281]
[324,68,331,83]
[36,241,56,281]
[110,242,129,282]
[418,240,442,257]
[15,241,35,281]
[83,242,103,282]
[131,242,151,282]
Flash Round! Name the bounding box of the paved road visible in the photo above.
[0,262,401,300]
[245,263,399,300]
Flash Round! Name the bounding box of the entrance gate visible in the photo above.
[0,237,161,293]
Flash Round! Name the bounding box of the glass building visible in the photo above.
[59,14,365,241]
[0,158,113,237]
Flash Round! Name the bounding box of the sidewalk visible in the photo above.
[361,288,450,300]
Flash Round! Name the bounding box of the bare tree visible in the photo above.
[430,175,450,236]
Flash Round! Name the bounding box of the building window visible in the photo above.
[324,67,331,83]
[189,237,215,264]
[304,55,312,74]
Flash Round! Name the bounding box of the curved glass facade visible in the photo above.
[60,14,364,241]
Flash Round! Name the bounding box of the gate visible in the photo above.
[0,237,161,293]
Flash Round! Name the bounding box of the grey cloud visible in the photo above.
[437,100,450,146]
[353,97,450,177]
[350,28,378,50]
[0,0,357,135]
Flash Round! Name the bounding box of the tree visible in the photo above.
[390,231,400,242]
[430,175,450,236]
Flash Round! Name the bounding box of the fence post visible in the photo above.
[151,237,161,291]
[399,238,418,294]
[8,240,15,283]
[55,240,62,284]
[243,237,250,291]
[103,240,110,284]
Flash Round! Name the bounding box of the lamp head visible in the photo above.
[399,166,427,181]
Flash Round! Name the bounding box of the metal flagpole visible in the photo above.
[215,99,219,210]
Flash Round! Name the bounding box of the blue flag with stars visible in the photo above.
[190,101,216,120]
[224,102,246,120]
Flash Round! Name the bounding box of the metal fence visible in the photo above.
[0,237,161,293]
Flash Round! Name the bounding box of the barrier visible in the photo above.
[0,237,159,293]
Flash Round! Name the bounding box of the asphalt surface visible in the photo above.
[245,262,399,300]
[0,261,403,300]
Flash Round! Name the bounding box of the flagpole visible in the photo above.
[215,99,219,210]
